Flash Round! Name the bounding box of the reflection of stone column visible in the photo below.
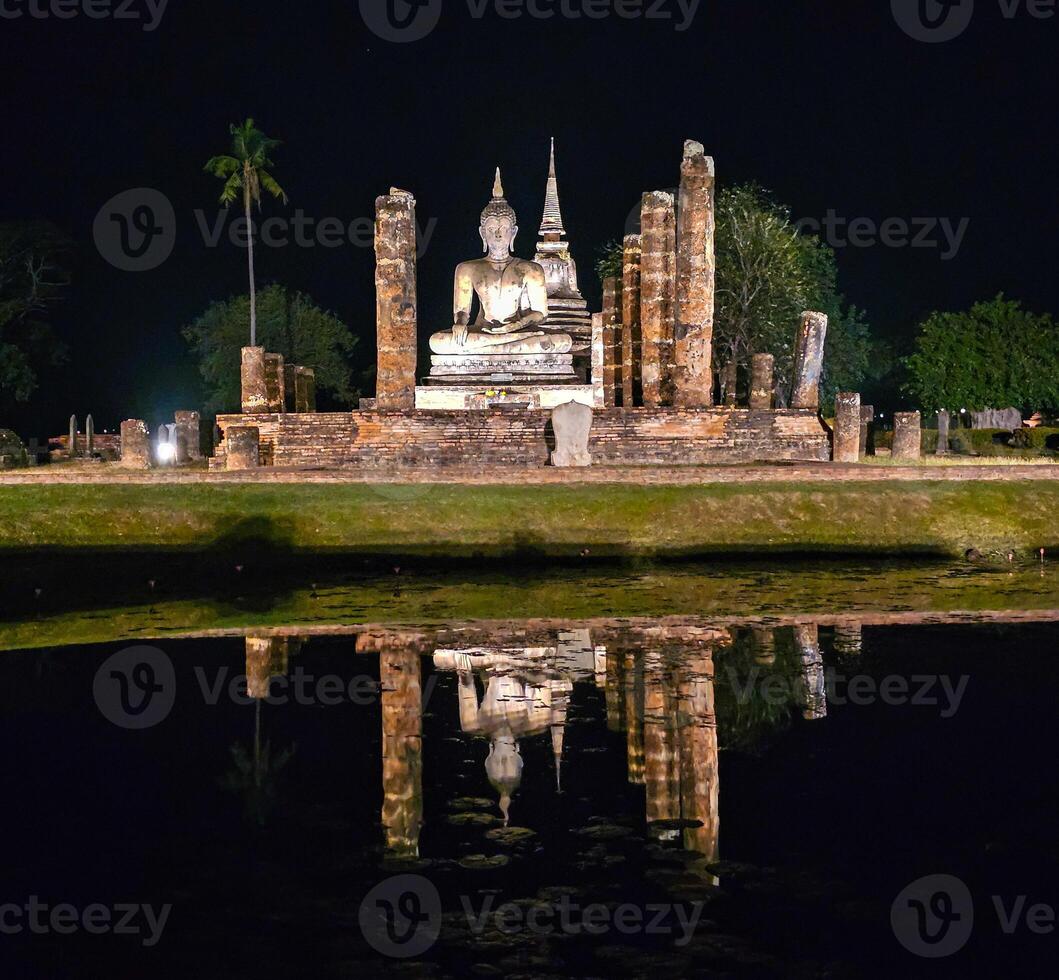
[245,636,292,700]
[621,235,642,408]
[624,650,645,784]
[674,141,715,408]
[643,647,679,823]
[675,647,719,860]
[226,425,260,471]
[374,190,419,411]
[795,625,827,720]
[175,411,201,460]
[749,354,774,410]
[892,411,923,461]
[833,624,864,662]
[605,647,625,732]
[379,635,424,857]
[936,410,950,455]
[751,627,776,665]
[602,276,622,408]
[790,312,828,410]
[834,392,861,463]
[640,192,677,407]
[241,346,268,414]
[264,353,285,413]
[120,419,150,469]
[860,405,875,457]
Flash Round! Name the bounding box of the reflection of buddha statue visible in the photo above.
[429,170,573,357]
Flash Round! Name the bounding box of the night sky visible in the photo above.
[2,0,1056,437]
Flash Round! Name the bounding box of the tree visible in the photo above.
[0,221,69,407]
[904,295,1059,413]
[183,285,358,414]
[204,119,288,347]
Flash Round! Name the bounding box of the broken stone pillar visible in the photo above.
[833,392,862,463]
[226,425,260,470]
[892,411,923,461]
[673,140,715,408]
[790,312,829,410]
[85,415,95,457]
[245,636,291,700]
[175,411,201,459]
[294,367,316,413]
[374,189,419,411]
[119,419,150,469]
[241,347,268,414]
[749,354,775,410]
[602,276,622,407]
[68,415,77,458]
[860,405,875,457]
[639,192,677,408]
[264,353,285,413]
[936,409,951,455]
[721,361,738,407]
[551,400,593,468]
[621,235,642,408]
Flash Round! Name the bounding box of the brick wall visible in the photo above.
[213,408,828,468]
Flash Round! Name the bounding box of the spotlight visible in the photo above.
[157,442,176,464]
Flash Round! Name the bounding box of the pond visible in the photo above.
[1,560,1057,977]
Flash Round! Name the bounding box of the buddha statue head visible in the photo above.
[480,168,518,258]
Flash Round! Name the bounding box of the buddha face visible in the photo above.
[480,214,517,257]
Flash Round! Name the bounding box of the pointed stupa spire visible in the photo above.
[539,137,566,237]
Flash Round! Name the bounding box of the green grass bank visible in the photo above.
[2,480,1058,558]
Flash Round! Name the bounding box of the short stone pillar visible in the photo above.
[936,410,951,455]
[374,189,419,410]
[749,354,775,409]
[673,140,715,408]
[264,353,286,413]
[639,191,676,408]
[175,411,201,459]
[621,234,642,408]
[550,401,593,468]
[892,411,923,461]
[241,347,268,414]
[833,392,861,463]
[119,419,150,468]
[294,367,316,413]
[68,415,78,458]
[790,312,829,410]
[226,425,260,471]
[860,405,875,457]
[721,361,738,407]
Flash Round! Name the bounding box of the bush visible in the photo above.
[949,427,1059,456]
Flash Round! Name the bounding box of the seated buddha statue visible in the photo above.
[429,170,573,356]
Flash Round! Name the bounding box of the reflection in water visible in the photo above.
[796,625,828,721]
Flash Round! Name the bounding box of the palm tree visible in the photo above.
[205,119,288,347]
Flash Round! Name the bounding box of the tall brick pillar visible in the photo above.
[601,277,621,408]
[749,354,775,409]
[833,392,861,463]
[621,235,642,408]
[374,189,419,410]
[674,140,715,408]
[241,346,268,414]
[264,353,285,413]
[790,312,829,410]
[640,192,677,407]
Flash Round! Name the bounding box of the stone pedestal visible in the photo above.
[673,140,715,408]
[892,411,923,461]
[860,405,875,457]
[790,312,829,410]
[551,400,593,467]
[374,189,419,410]
[621,235,642,408]
[428,353,575,385]
[119,419,150,469]
[936,410,950,455]
[640,192,676,408]
[834,392,861,463]
[749,354,775,409]
[174,411,201,459]
[226,425,260,470]
[294,367,316,413]
[241,347,268,414]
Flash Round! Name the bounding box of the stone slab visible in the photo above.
[415,384,600,411]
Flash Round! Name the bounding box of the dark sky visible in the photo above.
[2,0,1056,436]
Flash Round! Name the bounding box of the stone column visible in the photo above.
[245,636,290,701]
[833,624,864,663]
[790,312,829,410]
[294,367,316,413]
[374,189,419,411]
[752,627,776,665]
[68,415,77,458]
[795,625,827,721]
[749,354,775,410]
[241,347,268,414]
[639,192,677,408]
[602,276,622,407]
[624,650,645,785]
[119,419,150,468]
[174,430,189,465]
[892,411,923,461]
[379,635,424,857]
[936,410,951,455]
[721,361,738,407]
[860,405,875,457]
[602,275,621,326]
[621,235,642,408]
[85,415,95,457]
[264,353,285,413]
[833,392,861,463]
[226,425,260,470]
[175,411,201,459]
[590,313,606,409]
[673,141,715,408]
